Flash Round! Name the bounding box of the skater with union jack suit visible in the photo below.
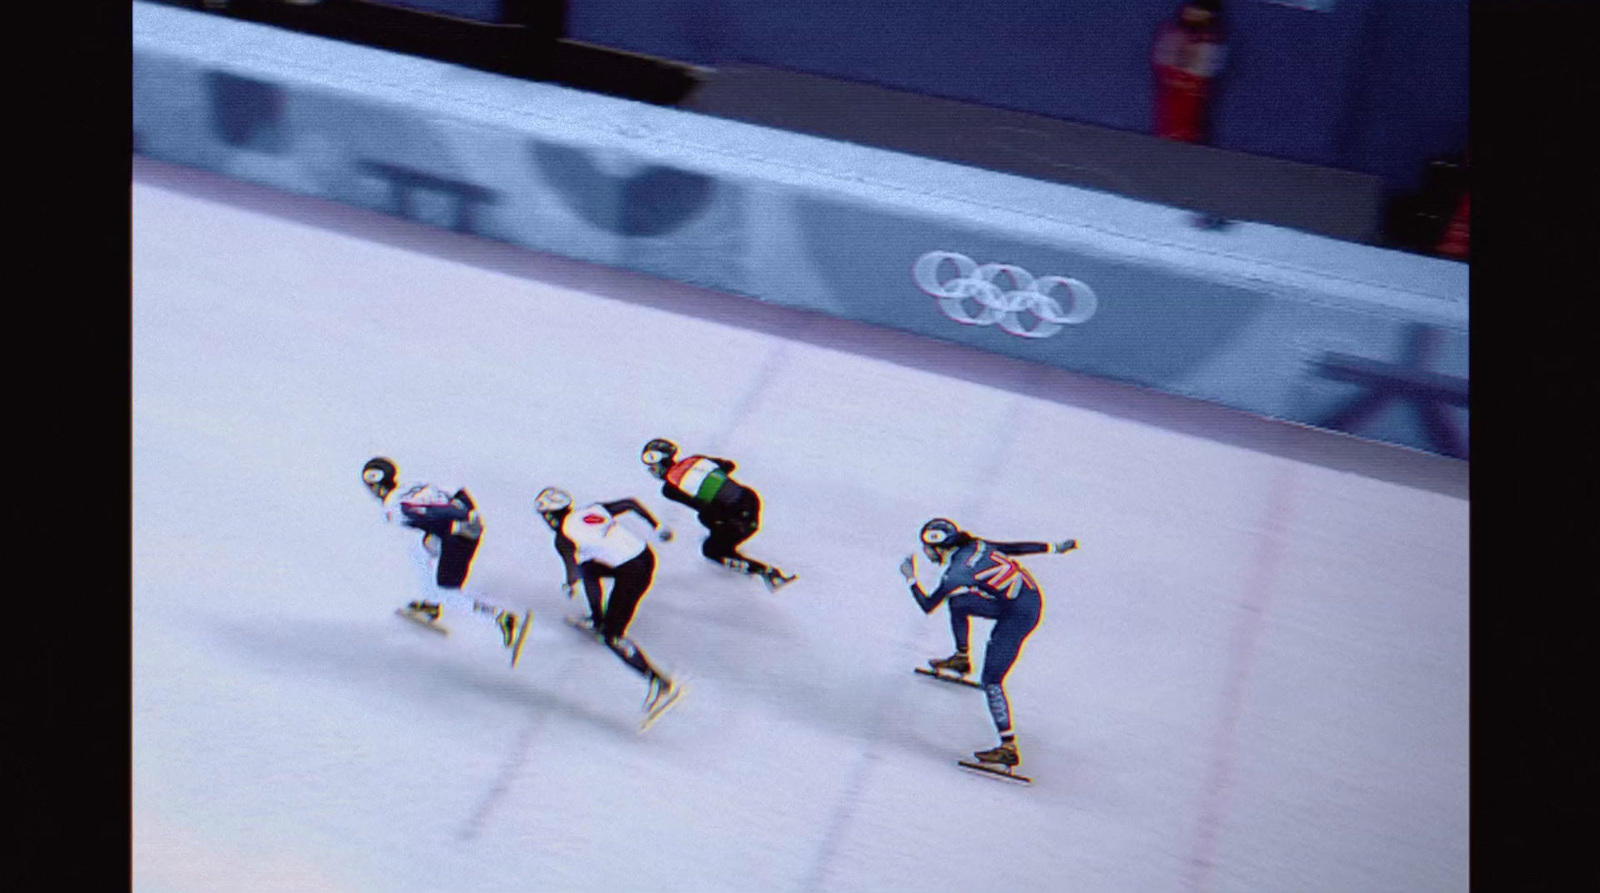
[900,518,1078,774]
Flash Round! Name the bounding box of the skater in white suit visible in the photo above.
[361,456,521,651]
[535,486,685,725]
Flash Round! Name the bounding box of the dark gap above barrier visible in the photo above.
[145,2,1399,247]
[679,64,1386,245]
[155,0,704,105]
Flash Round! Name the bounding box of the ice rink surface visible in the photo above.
[132,156,1468,893]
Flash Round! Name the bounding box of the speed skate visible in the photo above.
[507,608,533,669]
[957,759,1033,785]
[914,666,983,689]
[639,677,688,733]
[395,606,448,635]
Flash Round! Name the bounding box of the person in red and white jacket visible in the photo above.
[534,486,682,717]
[1152,0,1228,144]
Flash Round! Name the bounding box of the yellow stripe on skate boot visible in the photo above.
[508,608,533,669]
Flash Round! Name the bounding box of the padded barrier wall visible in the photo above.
[133,1,1468,458]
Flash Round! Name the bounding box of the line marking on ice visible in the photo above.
[458,718,542,842]
[707,340,791,452]
[1180,459,1301,893]
[456,644,590,842]
[800,397,1023,892]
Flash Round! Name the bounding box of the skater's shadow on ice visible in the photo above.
[203,615,642,740]
[646,579,793,640]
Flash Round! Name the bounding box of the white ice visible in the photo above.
[132,157,1468,893]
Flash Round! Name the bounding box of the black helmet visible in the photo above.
[641,438,678,479]
[919,518,967,561]
[920,518,962,547]
[361,457,397,499]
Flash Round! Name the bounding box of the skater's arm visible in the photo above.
[399,503,472,538]
[907,579,945,614]
[982,539,1053,556]
[902,557,966,614]
[405,489,482,539]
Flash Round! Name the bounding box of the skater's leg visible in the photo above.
[603,633,659,678]
[927,607,975,674]
[408,534,495,622]
[596,552,668,679]
[974,600,1041,765]
[702,493,779,577]
[981,683,1015,738]
[436,533,521,642]
[436,534,480,589]
[579,564,608,626]
[977,608,1039,687]
[949,607,973,654]
[702,521,771,574]
[598,551,653,641]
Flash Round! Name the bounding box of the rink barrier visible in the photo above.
[132,1,1468,458]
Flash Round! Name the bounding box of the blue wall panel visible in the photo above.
[567,0,1467,192]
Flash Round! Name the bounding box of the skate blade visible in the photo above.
[913,667,982,689]
[957,760,1032,785]
[396,608,448,636]
[765,574,797,592]
[507,608,533,669]
[639,680,689,734]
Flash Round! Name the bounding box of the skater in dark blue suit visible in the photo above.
[900,518,1078,771]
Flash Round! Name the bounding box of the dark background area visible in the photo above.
[146,0,1472,251]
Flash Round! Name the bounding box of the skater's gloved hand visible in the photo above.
[452,512,484,540]
[899,555,917,581]
[656,526,673,543]
[564,581,580,599]
[1052,539,1077,553]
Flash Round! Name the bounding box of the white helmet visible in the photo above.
[535,487,573,514]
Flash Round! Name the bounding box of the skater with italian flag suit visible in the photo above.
[900,518,1078,778]
[641,438,795,592]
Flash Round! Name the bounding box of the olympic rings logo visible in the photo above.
[912,251,1098,339]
